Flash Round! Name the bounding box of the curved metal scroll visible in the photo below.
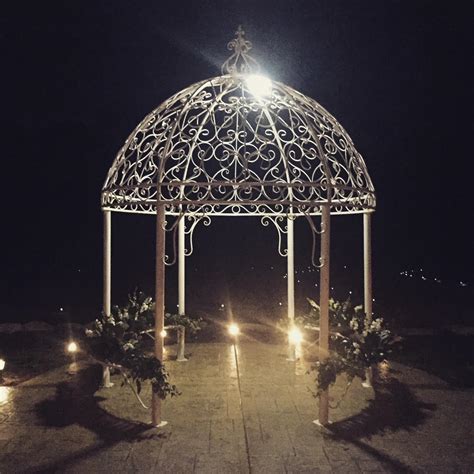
[163,212,212,265]
[184,214,212,257]
[261,215,289,257]
[261,210,328,268]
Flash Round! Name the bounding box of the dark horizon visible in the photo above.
[1,1,472,322]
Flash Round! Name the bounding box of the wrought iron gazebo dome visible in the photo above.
[102,33,375,217]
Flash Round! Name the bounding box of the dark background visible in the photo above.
[1,0,472,326]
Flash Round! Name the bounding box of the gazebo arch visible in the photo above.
[101,27,376,426]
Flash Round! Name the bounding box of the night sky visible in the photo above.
[2,1,472,322]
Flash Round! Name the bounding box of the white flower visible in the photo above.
[349,318,359,330]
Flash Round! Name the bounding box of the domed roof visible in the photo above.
[102,28,375,217]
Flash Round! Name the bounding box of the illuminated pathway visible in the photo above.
[0,341,473,472]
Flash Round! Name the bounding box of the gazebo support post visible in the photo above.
[287,214,296,361]
[177,215,187,362]
[152,202,167,427]
[101,211,114,388]
[362,211,374,388]
[103,210,111,316]
[316,205,331,426]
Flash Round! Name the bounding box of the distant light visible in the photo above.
[160,330,167,338]
[67,342,78,353]
[289,327,303,345]
[246,74,272,98]
[278,302,282,306]
[60,307,64,312]
[221,303,225,308]
[228,323,240,337]
[0,359,5,371]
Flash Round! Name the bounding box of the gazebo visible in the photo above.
[101,27,376,426]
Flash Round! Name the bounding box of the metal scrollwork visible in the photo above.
[102,30,376,220]
[184,214,212,257]
[261,215,289,257]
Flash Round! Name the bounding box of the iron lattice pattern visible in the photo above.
[102,75,376,216]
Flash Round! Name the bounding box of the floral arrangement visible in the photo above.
[85,290,190,401]
[304,298,399,396]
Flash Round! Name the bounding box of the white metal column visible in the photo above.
[178,216,185,316]
[152,203,167,427]
[177,215,187,361]
[317,205,330,426]
[362,211,374,388]
[103,210,111,316]
[363,212,373,321]
[287,214,296,360]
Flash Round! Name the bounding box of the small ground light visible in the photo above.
[288,327,303,345]
[228,323,240,337]
[0,358,5,382]
[67,341,78,353]
[160,329,167,338]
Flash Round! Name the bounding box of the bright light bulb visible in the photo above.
[160,329,167,338]
[246,74,272,98]
[0,359,5,371]
[67,342,78,353]
[289,327,303,345]
[228,323,240,337]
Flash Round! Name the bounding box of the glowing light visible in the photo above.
[160,329,167,338]
[221,304,225,308]
[0,359,5,371]
[59,307,64,312]
[289,327,303,345]
[228,323,240,337]
[67,342,78,353]
[246,74,272,98]
[0,387,10,405]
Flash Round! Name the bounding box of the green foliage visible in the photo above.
[300,297,364,330]
[85,290,180,399]
[313,355,359,397]
[308,297,399,396]
[164,312,204,336]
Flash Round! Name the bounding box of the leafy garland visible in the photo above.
[302,298,399,397]
[85,291,202,401]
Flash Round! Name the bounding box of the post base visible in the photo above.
[313,419,332,427]
[362,367,374,388]
[176,357,188,362]
[101,382,114,388]
[153,421,168,428]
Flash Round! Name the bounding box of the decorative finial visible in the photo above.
[221,26,260,75]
